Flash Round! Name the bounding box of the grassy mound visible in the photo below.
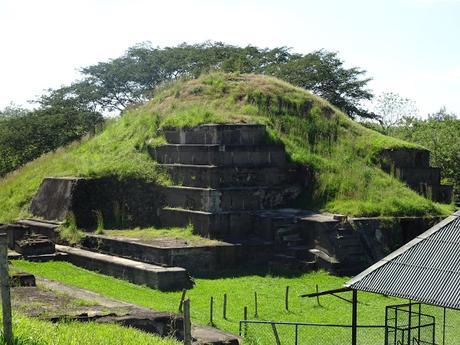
[0,73,453,222]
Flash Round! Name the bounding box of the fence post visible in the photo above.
[209,297,214,325]
[178,289,187,313]
[285,286,289,311]
[243,306,248,337]
[254,291,258,318]
[183,298,192,345]
[0,233,13,345]
[316,284,321,306]
[351,290,358,345]
[271,322,281,345]
[223,293,227,320]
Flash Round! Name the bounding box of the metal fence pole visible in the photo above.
[351,290,357,345]
[271,322,281,345]
[183,298,192,345]
[0,233,13,345]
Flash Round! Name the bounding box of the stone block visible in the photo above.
[10,273,36,287]
[150,144,286,166]
[160,164,299,188]
[82,234,273,277]
[30,177,164,229]
[162,185,302,212]
[160,208,253,238]
[14,235,55,256]
[379,148,430,169]
[394,167,441,186]
[56,245,193,291]
[162,124,267,145]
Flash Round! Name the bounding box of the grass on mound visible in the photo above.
[0,313,179,345]
[0,73,453,223]
[11,261,460,345]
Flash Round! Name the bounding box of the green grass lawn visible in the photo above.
[10,260,460,344]
[0,313,179,345]
[102,224,220,245]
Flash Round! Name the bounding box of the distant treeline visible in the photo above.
[0,104,103,177]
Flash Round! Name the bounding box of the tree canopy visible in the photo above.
[58,42,375,118]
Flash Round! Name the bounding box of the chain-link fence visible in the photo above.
[421,305,460,345]
[239,320,385,345]
[239,304,460,345]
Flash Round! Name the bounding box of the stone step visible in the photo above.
[160,207,253,239]
[163,185,301,212]
[418,183,453,204]
[56,245,193,291]
[3,220,60,249]
[162,124,268,145]
[158,163,298,188]
[394,167,441,186]
[379,148,430,169]
[149,144,286,166]
[81,234,273,278]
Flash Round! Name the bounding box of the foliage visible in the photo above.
[52,42,376,119]
[0,98,103,177]
[272,50,374,118]
[389,108,460,203]
[59,212,84,244]
[373,92,418,133]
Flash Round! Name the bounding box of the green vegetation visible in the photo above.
[11,261,460,344]
[0,313,179,345]
[103,224,220,245]
[0,73,453,223]
[56,42,376,119]
[388,109,460,203]
[0,100,103,178]
[59,213,84,244]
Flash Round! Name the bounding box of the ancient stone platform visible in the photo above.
[152,124,304,238]
[82,233,272,277]
[56,245,193,291]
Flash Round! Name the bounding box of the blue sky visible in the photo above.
[1,0,459,116]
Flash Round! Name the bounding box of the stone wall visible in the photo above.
[30,177,164,230]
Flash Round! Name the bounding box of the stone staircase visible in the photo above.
[379,148,453,203]
[151,124,303,239]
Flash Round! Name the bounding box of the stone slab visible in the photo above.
[150,144,286,166]
[82,234,273,277]
[379,148,430,169]
[56,245,193,291]
[394,167,441,186]
[162,124,267,145]
[163,185,302,212]
[159,164,299,188]
[160,208,254,238]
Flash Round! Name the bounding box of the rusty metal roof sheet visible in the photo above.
[345,212,460,310]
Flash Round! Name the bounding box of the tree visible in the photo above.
[49,42,376,118]
[0,98,103,177]
[272,50,374,119]
[374,92,418,133]
[391,108,460,203]
[0,103,29,118]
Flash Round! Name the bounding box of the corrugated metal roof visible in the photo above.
[345,213,460,310]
